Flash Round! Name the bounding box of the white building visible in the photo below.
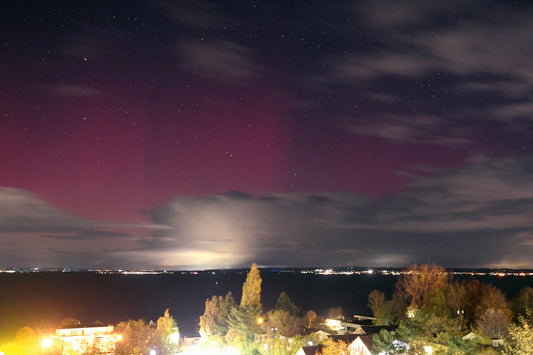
[53,325,120,355]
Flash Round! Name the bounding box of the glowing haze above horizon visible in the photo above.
[2,0,533,270]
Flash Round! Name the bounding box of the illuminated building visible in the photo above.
[53,325,120,355]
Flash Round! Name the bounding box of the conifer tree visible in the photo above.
[240,262,262,308]
[199,295,223,338]
[227,263,263,353]
[275,291,300,316]
[217,291,236,335]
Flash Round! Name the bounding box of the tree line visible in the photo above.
[199,263,533,354]
[369,264,533,354]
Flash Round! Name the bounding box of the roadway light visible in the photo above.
[42,338,53,349]
[169,331,180,344]
[42,338,53,355]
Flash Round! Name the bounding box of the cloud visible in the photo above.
[461,80,532,100]
[302,1,533,145]
[42,230,128,240]
[492,102,533,121]
[142,154,533,269]
[0,188,153,268]
[4,153,533,270]
[352,1,533,83]
[0,187,102,233]
[345,114,471,146]
[180,40,259,81]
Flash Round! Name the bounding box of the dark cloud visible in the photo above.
[0,187,102,233]
[300,1,533,147]
[42,230,128,240]
[0,188,153,268]
[140,154,533,269]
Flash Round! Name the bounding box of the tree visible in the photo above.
[226,264,264,354]
[199,295,224,338]
[462,280,484,326]
[368,290,408,326]
[504,311,533,354]
[373,328,409,355]
[476,308,509,339]
[396,264,448,311]
[303,310,320,329]
[374,311,468,354]
[241,263,262,308]
[388,293,409,325]
[473,283,511,340]
[264,309,303,337]
[510,287,533,319]
[199,291,237,338]
[446,280,468,326]
[317,338,348,355]
[218,291,237,335]
[226,304,262,352]
[115,319,155,355]
[326,307,343,320]
[369,290,388,325]
[60,317,81,328]
[154,309,179,355]
[275,291,300,316]
[475,283,510,319]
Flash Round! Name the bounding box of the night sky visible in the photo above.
[2,0,533,269]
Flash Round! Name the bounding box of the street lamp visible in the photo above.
[169,331,180,345]
[41,338,53,354]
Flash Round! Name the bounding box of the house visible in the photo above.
[48,325,120,355]
[462,331,503,348]
[295,345,323,355]
[295,334,373,355]
[348,335,373,355]
[353,325,396,335]
[308,330,330,343]
[325,318,370,333]
[462,332,481,342]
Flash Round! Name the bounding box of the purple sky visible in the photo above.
[2,0,533,269]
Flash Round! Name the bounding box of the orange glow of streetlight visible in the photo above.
[41,338,53,353]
